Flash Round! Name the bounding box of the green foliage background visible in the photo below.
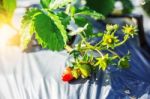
[142,1,150,17]
[86,0,134,15]
[86,0,115,15]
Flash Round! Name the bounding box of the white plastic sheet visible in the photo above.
[0,37,150,99]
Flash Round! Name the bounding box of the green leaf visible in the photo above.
[89,54,94,62]
[70,50,80,59]
[142,1,150,17]
[118,52,131,69]
[70,6,76,17]
[118,57,129,69]
[98,59,107,71]
[91,32,103,38]
[20,22,34,50]
[69,24,88,36]
[21,8,41,31]
[20,8,41,49]
[74,16,93,37]
[72,69,80,79]
[49,0,74,10]
[121,0,134,14]
[77,40,82,51]
[95,54,109,71]
[74,16,88,27]
[34,11,68,51]
[86,0,115,15]
[40,0,51,8]
[83,54,89,62]
[78,64,91,78]
[75,8,105,20]
[56,12,71,28]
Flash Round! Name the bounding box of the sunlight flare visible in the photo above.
[0,25,17,48]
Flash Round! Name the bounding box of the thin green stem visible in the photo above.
[107,49,121,59]
[112,29,117,35]
[65,45,73,53]
[65,4,71,15]
[115,35,129,47]
[94,49,104,58]
[95,40,102,47]
[79,32,93,49]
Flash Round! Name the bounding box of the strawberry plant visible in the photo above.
[21,0,104,51]
[63,24,137,81]
[20,0,137,82]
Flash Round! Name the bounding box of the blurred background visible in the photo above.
[1,0,150,48]
[13,0,150,31]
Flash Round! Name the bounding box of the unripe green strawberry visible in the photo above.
[79,64,91,78]
[72,69,81,79]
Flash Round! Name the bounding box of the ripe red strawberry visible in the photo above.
[62,67,74,82]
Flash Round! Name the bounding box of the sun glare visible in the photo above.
[0,25,17,48]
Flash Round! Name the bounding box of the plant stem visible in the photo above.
[94,49,104,58]
[112,29,117,35]
[65,4,71,15]
[95,40,102,47]
[107,49,121,59]
[115,35,129,47]
[79,32,92,48]
[78,32,105,58]
[65,45,73,53]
